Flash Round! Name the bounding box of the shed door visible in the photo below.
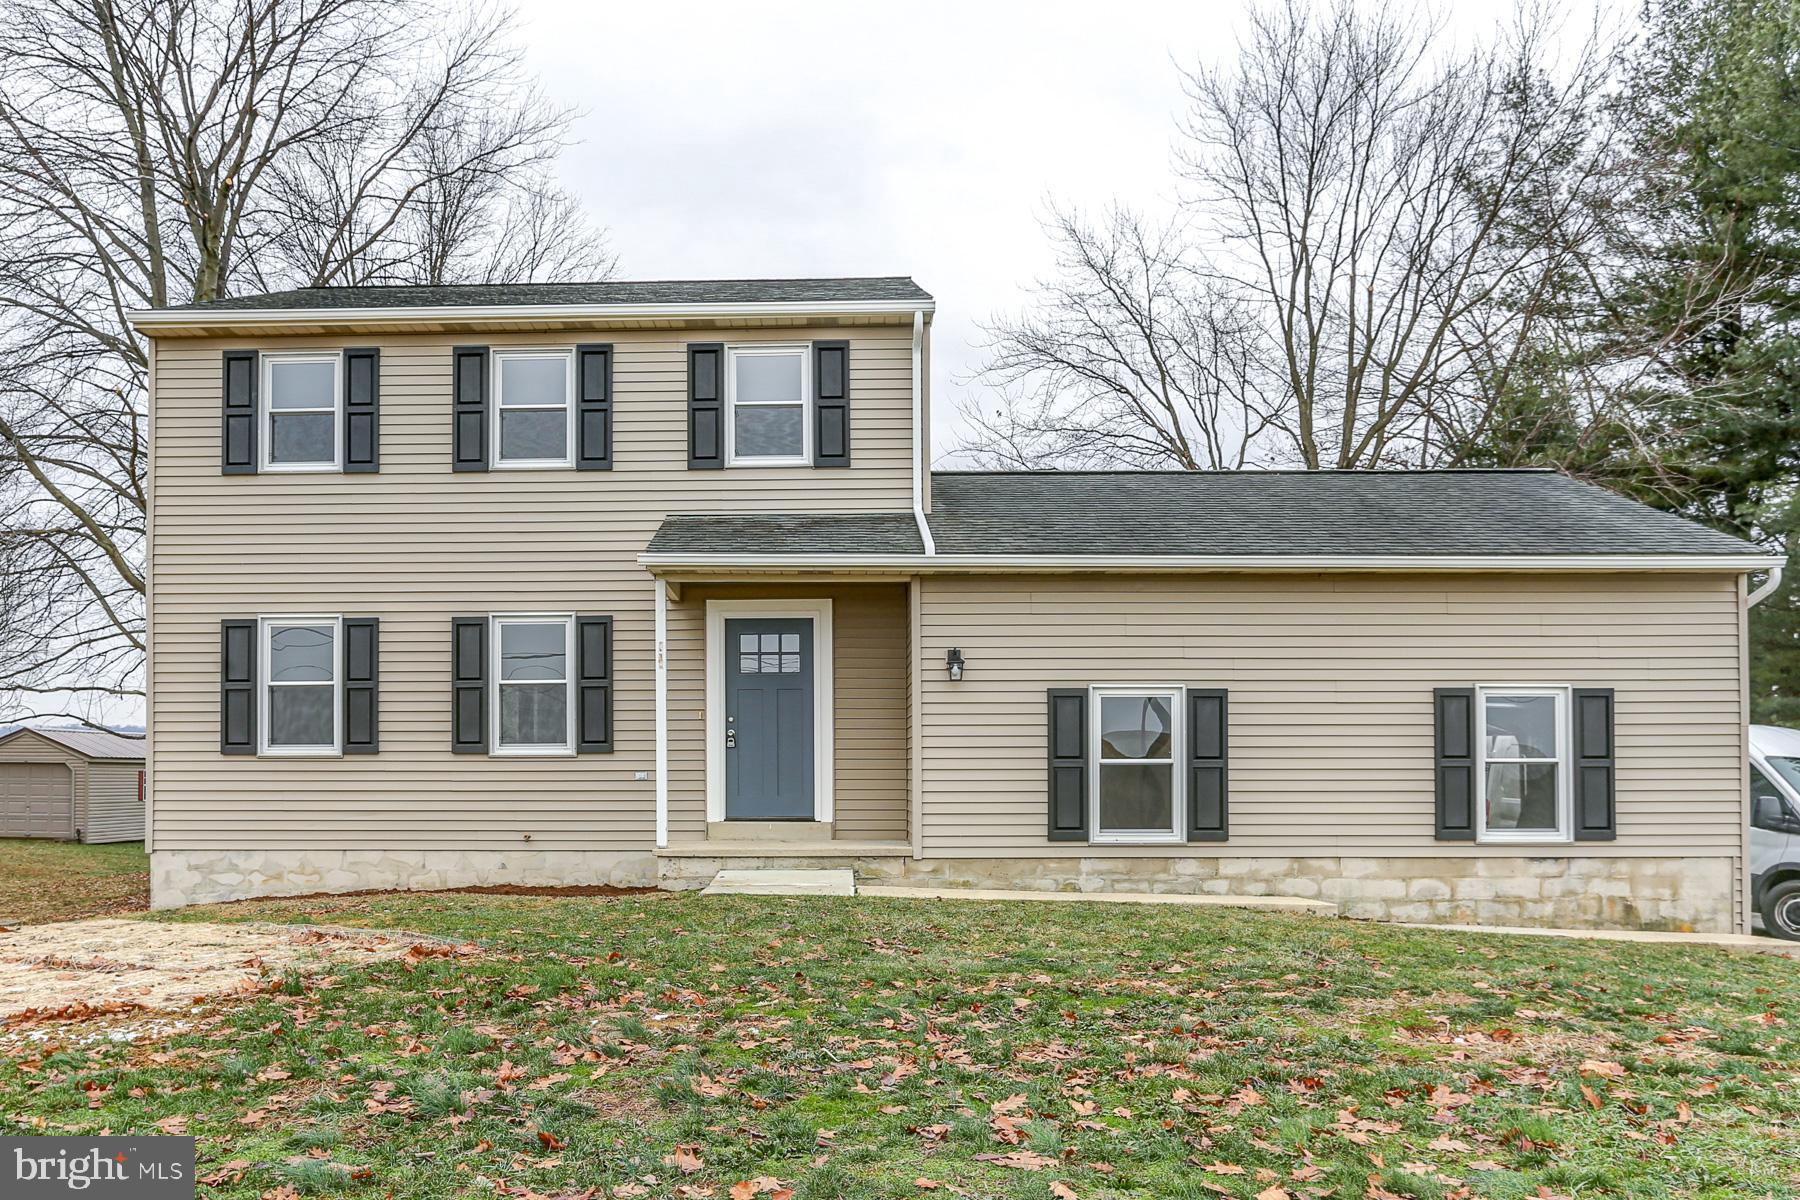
[0,763,75,839]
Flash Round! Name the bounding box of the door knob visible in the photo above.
[725,728,736,749]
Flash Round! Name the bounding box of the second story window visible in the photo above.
[263,352,341,471]
[494,350,573,468]
[727,345,809,466]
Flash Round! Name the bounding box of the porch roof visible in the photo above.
[646,512,926,557]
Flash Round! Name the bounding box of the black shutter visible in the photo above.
[344,348,380,472]
[1047,688,1088,841]
[220,619,256,755]
[575,343,614,470]
[221,350,258,474]
[1434,687,1476,840]
[1186,688,1229,841]
[451,617,488,753]
[342,618,379,754]
[576,615,614,752]
[687,343,724,469]
[1572,688,1616,840]
[452,346,489,472]
[812,339,850,467]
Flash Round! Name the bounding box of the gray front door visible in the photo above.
[725,617,815,820]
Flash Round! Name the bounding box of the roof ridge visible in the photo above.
[929,467,1561,477]
[274,274,920,295]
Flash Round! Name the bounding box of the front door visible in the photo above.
[724,617,816,819]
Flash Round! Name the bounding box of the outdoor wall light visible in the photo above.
[946,647,965,682]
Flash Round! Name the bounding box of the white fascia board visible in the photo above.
[639,551,1784,573]
[126,297,935,330]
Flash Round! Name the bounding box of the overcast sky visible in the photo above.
[516,0,1606,460]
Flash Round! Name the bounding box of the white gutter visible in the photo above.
[911,309,936,555]
[126,297,935,330]
[1748,562,1786,607]
[639,551,1784,573]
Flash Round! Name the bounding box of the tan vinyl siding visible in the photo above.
[664,582,909,842]
[917,572,1746,860]
[83,763,146,843]
[150,326,914,852]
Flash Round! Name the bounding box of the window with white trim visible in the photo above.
[726,345,808,465]
[262,352,341,470]
[1476,686,1569,841]
[261,618,340,754]
[492,616,575,754]
[493,350,573,467]
[1091,686,1184,843]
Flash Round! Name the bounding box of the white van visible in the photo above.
[1751,725,1800,940]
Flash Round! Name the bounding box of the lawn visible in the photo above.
[0,838,147,925]
[2,891,1797,1200]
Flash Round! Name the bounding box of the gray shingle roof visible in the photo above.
[0,727,145,760]
[925,470,1760,558]
[648,512,924,556]
[164,277,932,312]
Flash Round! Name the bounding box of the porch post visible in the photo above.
[655,575,669,849]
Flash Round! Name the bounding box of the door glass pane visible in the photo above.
[1099,694,1173,760]
[1485,762,1558,831]
[734,352,803,402]
[500,683,567,745]
[733,404,803,458]
[500,623,565,681]
[269,624,334,682]
[268,684,333,747]
[269,412,335,464]
[500,409,567,461]
[268,359,335,409]
[1484,694,1558,758]
[1098,763,1174,831]
[499,356,568,406]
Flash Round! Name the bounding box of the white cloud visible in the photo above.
[516,0,1595,458]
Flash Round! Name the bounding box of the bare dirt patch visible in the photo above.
[211,882,661,905]
[0,918,456,1023]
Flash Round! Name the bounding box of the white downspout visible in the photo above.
[911,309,936,555]
[654,579,668,849]
[1747,562,1785,608]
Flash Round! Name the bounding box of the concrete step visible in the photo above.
[701,868,857,897]
[705,821,832,843]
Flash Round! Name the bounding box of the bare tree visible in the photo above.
[965,0,1617,471]
[0,0,613,726]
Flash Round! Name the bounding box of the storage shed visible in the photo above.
[0,728,146,843]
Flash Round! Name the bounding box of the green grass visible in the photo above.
[3,890,1798,1199]
[0,838,146,925]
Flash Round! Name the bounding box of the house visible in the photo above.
[0,727,146,843]
[128,278,1783,932]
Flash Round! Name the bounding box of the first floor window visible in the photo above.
[1092,686,1183,842]
[727,345,808,464]
[1477,686,1568,841]
[263,352,340,469]
[262,618,339,753]
[494,350,573,466]
[494,616,574,753]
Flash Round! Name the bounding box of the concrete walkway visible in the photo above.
[857,884,1337,916]
[1401,920,1800,958]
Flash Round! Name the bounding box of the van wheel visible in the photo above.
[1761,880,1800,942]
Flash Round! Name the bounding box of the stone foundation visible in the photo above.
[878,854,1737,933]
[149,849,660,909]
[153,848,1735,933]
